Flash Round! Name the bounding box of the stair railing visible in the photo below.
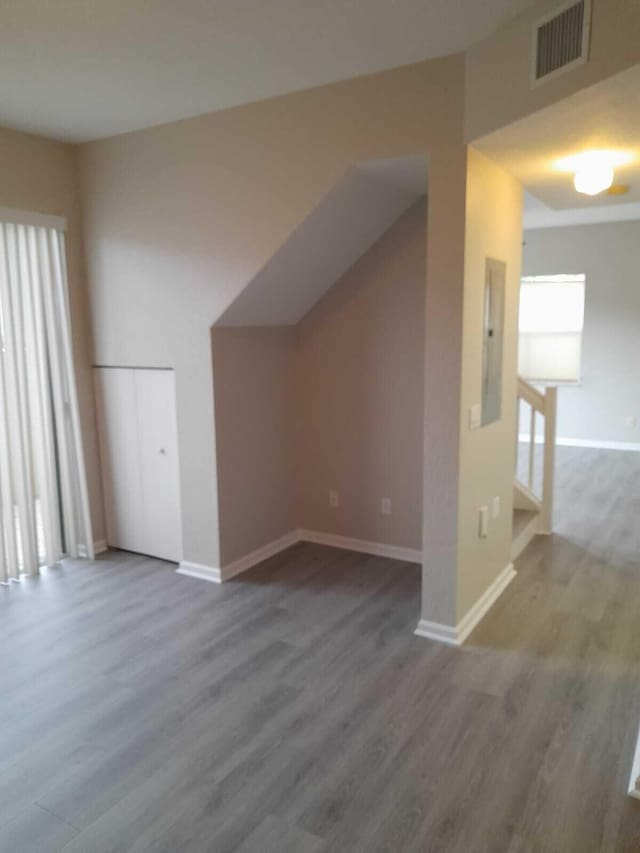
[516,378,557,534]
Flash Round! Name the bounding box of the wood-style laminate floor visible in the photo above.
[2,446,640,852]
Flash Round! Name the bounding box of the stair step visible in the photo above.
[512,508,540,560]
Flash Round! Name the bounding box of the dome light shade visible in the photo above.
[573,162,614,195]
[555,150,633,197]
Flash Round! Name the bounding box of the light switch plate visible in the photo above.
[478,506,489,538]
[491,496,500,519]
[469,404,482,430]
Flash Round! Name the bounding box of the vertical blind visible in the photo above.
[0,217,93,583]
[519,274,586,383]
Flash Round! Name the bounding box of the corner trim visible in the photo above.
[176,561,222,584]
[297,529,422,564]
[415,562,516,647]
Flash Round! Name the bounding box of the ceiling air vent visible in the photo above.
[532,0,591,85]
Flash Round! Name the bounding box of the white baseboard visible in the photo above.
[415,562,516,647]
[297,529,422,565]
[413,618,459,646]
[176,528,422,585]
[77,539,109,559]
[176,531,299,585]
[176,561,222,584]
[220,531,300,581]
[629,724,640,800]
[519,435,640,453]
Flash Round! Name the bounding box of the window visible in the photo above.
[518,274,585,383]
[0,213,94,583]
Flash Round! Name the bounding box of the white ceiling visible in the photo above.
[475,64,640,229]
[218,155,427,326]
[0,0,532,142]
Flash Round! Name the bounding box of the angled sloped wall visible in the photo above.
[218,157,426,326]
[212,201,426,566]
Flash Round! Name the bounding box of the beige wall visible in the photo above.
[456,148,523,621]
[295,201,426,550]
[465,0,640,141]
[0,126,105,542]
[212,326,295,565]
[79,54,467,587]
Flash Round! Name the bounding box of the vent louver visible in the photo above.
[532,0,591,84]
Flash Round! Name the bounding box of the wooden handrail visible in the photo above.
[516,378,557,535]
[517,377,545,412]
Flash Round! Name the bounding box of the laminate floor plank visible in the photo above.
[235,814,326,853]
[0,446,639,851]
[0,803,78,853]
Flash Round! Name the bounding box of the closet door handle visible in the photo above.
[159,448,167,455]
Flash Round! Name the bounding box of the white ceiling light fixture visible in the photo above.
[573,161,614,196]
[555,150,633,197]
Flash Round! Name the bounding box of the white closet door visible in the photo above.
[94,367,182,562]
[95,368,145,555]
[135,370,182,562]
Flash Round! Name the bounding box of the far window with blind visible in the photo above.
[518,274,586,383]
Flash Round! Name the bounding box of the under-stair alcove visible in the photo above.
[210,155,428,579]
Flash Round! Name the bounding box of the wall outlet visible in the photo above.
[329,490,339,508]
[469,404,482,430]
[625,415,638,429]
[478,505,489,538]
[491,496,500,519]
[381,497,392,515]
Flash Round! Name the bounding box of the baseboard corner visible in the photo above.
[219,530,300,581]
[415,561,516,647]
[93,539,108,556]
[179,528,422,586]
[297,529,422,565]
[176,561,222,584]
[77,539,108,559]
[414,618,460,646]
